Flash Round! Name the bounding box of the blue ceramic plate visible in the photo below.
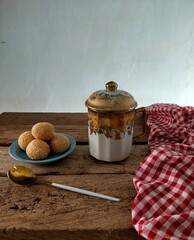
[9,133,76,165]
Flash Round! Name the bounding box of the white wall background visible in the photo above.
[0,0,194,113]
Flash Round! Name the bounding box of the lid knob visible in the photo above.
[106,81,118,91]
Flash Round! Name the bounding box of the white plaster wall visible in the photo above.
[0,0,194,113]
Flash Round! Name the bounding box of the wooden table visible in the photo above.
[0,111,149,240]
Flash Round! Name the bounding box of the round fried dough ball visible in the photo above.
[18,131,35,150]
[26,139,50,160]
[32,122,54,141]
[49,134,70,154]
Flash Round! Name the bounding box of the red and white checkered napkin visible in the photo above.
[132,104,194,240]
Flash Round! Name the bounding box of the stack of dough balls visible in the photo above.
[18,122,70,160]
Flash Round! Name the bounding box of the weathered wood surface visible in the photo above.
[0,110,149,145]
[0,112,149,240]
[0,145,149,176]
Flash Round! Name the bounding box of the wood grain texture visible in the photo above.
[0,174,145,240]
[0,110,149,145]
[0,145,149,176]
[0,112,148,240]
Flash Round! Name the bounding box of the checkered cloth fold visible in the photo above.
[132,104,194,240]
